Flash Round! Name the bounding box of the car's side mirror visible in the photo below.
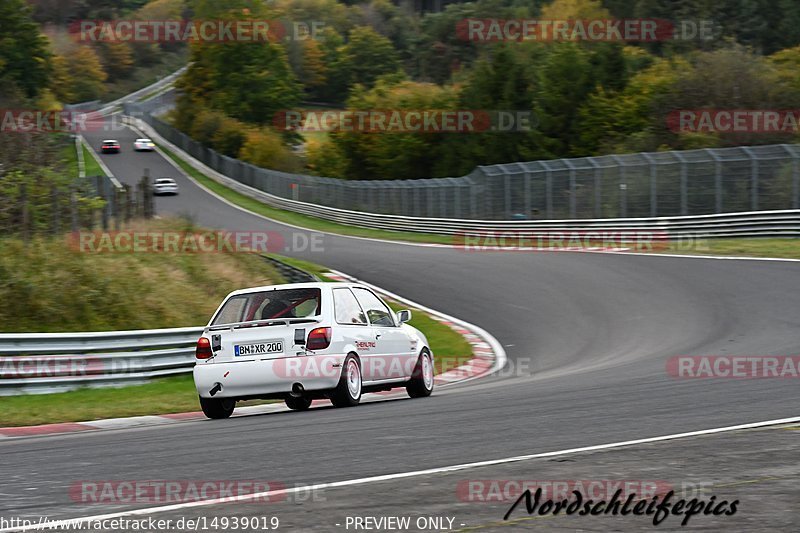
[397,310,412,324]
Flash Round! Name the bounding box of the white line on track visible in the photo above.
[4,416,798,532]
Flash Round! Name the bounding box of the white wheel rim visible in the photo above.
[347,359,361,398]
[422,354,433,390]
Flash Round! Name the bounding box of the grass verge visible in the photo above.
[663,238,800,259]
[82,141,107,177]
[1,253,478,427]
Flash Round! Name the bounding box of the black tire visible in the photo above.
[285,395,312,411]
[330,354,362,407]
[407,349,434,398]
[199,396,235,419]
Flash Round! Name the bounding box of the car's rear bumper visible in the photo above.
[153,187,178,194]
[193,354,347,399]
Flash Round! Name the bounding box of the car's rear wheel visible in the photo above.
[330,354,361,407]
[407,349,434,398]
[199,396,235,419]
[285,395,312,411]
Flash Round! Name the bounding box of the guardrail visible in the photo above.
[65,67,187,118]
[126,114,800,239]
[0,328,202,396]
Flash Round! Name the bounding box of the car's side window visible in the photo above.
[333,288,368,325]
[213,296,247,324]
[352,288,396,327]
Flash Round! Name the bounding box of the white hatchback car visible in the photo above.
[133,138,155,151]
[193,282,434,419]
[152,177,178,195]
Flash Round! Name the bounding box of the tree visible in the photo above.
[239,127,301,172]
[339,26,401,89]
[535,43,595,156]
[299,40,329,96]
[0,0,51,100]
[51,45,108,103]
[98,42,135,81]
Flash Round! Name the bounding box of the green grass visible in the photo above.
[659,238,800,259]
[61,139,79,177]
[0,375,200,427]
[82,141,106,177]
[158,147,800,259]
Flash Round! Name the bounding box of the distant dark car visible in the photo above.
[101,140,120,153]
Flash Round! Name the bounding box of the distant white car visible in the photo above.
[133,138,155,151]
[152,177,178,195]
[193,282,433,419]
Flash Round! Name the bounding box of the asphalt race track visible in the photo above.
[2,117,797,531]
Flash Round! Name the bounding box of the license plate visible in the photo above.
[234,341,283,356]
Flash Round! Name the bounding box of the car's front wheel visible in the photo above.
[199,396,235,419]
[407,349,434,398]
[285,395,312,411]
[330,354,362,407]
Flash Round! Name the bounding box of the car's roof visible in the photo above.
[155,177,175,181]
[227,282,364,297]
[136,138,152,141]
[102,139,118,143]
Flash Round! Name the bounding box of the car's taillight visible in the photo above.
[196,336,213,359]
[307,327,331,350]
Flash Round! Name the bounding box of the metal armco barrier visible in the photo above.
[0,328,202,395]
[126,113,800,239]
[125,100,800,221]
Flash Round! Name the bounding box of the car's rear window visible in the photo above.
[211,288,322,325]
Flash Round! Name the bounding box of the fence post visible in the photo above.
[642,152,657,217]
[588,157,601,218]
[564,160,577,218]
[673,151,688,215]
[100,178,109,231]
[113,186,121,231]
[705,149,723,213]
[741,146,759,211]
[611,155,626,218]
[123,185,132,222]
[542,162,553,219]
